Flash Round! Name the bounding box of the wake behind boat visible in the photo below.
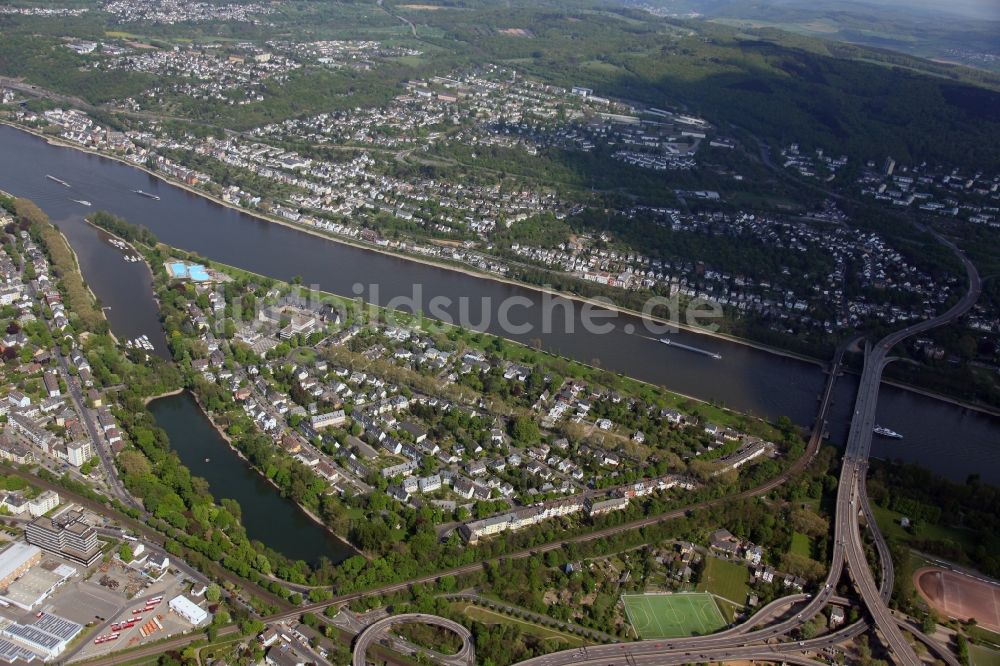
[73,199,91,207]
[873,425,903,439]
[659,337,722,360]
[46,174,70,187]
[132,189,160,201]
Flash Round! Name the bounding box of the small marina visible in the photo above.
[2,124,998,484]
[107,237,142,262]
[124,334,155,351]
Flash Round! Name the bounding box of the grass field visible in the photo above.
[451,603,587,648]
[970,625,1000,648]
[972,644,1000,666]
[696,557,750,605]
[790,532,812,558]
[714,597,741,623]
[871,505,976,551]
[622,593,727,638]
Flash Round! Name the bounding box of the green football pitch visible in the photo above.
[622,592,727,638]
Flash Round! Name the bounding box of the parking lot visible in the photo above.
[68,573,194,661]
[45,583,122,626]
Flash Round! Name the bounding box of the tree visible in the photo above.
[205,583,221,603]
[118,543,133,562]
[509,415,539,444]
[239,618,265,636]
[956,634,969,665]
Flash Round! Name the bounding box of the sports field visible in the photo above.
[915,567,1000,633]
[696,556,750,605]
[622,592,727,638]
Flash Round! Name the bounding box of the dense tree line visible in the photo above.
[88,211,159,247]
[867,460,1000,578]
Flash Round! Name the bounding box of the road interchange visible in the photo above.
[68,230,979,666]
[509,230,980,666]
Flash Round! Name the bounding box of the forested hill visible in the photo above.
[1,0,998,168]
[397,1,1000,168]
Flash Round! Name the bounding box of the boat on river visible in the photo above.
[659,337,722,360]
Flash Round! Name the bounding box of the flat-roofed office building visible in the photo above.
[24,510,99,566]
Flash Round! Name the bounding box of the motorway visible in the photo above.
[834,230,981,664]
[508,231,980,666]
[59,236,977,666]
[351,613,474,666]
[24,200,970,665]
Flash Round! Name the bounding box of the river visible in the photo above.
[148,391,356,565]
[1,124,997,487]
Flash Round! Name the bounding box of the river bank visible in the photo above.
[0,120,825,370]
[2,186,100,313]
[189,251,790,436]
[13,120,999,422]
[879,377,1000,419]
[3,120,998,483]
[142,387,184,406]
[173,389,357,558]
[21,118,1000,421]
[148,390,357,564]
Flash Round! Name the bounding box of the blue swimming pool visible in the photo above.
[167,261,210,281]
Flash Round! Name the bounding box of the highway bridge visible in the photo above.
[68,233,978,666]
[351,613,474,666]
[509,230,980,666]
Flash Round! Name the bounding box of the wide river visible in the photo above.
[2,124,997,489]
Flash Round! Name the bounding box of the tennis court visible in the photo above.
[622,592,727,638]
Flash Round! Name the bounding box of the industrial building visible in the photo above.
[0,613,81,660]
[169,595,209,625]
[0,543,41,589]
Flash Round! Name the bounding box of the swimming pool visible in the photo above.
[167,261,210,281]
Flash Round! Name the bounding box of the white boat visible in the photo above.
[873,425,902,439]
[73,200,92,207]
